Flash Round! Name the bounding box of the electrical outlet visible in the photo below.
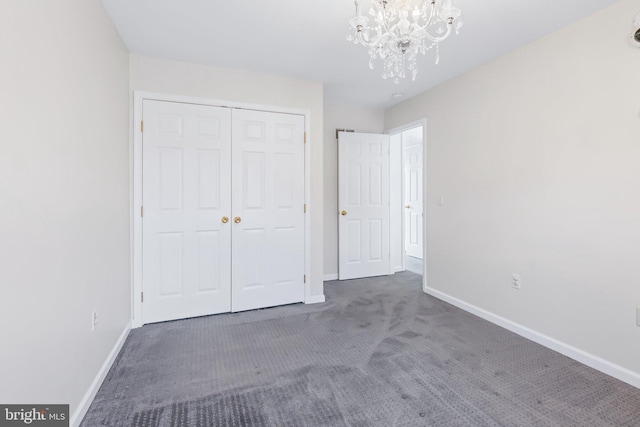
[92,309,98,331]
[512,274,521,290]
[438,195,444,206]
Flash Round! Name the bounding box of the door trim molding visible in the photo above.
[131,91,312,328]
[386,118,428,290]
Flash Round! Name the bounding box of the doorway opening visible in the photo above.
[401,126,423,275]
[389,120,426,280]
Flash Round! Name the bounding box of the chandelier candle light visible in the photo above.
[348,0,463,83]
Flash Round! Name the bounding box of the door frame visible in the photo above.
[131,91,312,328]
[387,118,427,290]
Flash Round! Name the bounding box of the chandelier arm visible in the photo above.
[377,7,395,40]
[351,3,391,49]
[355,31,377,48]
[412,0,438,33]
[423,22,453,43]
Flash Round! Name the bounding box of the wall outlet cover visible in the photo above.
[92,309,98,331]
[512,274,522,290]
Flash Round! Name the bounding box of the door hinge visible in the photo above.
[140,206,144,217]
[304,132,307,143]
[141,121,144,133]
[141,292,144,303]
[304,274,306,283]
[304,203,307,213]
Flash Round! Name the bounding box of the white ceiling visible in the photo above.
[101,0,619,109]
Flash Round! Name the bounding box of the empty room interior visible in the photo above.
[2,0,640,425]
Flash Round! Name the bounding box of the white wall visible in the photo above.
[0,0,130,416]
[385,0,640,380]
[323,104,385,278]
[129,55,325,298]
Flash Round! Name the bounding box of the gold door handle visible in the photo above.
[405,205,411,209]
[221,216,229,223]
[341,210,347,216]
[234,216,242,224]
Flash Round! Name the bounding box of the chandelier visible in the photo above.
[347,0,463,84]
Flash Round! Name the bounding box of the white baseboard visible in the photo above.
[70,322,131,427]
[323,274,338,281]
[423,286,640,389]
[305,294,326,304]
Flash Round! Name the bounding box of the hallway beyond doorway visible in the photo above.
[404,255,423,275]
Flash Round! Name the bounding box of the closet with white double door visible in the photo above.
[141,99,305,325]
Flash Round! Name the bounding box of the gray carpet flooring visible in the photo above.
[82,272,640,426]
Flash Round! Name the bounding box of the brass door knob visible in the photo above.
[221,216,229,223]
[234,216,242,224]
[405,205,411,209]
[341,210,347,216]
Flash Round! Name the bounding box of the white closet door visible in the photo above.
[142,100,232,324]
[338,132,390,280]
[404,143,423,259]
[231,109,305,312]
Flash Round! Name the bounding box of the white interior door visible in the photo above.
[231,109,305,312]
[338,131,390,280]
[404,142,423,259]
[142,100,232,324]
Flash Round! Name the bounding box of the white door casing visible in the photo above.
[231,109,305,311]
[338,131,390,280]
[142,100,232,324]
[404,142,423,259]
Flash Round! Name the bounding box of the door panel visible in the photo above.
[142,100,232,324]
[158,232,182,296]
[231,109,305,312]
[197,149,221,209]
[338,132,390,280]
[404,143,423,259]
[196,230,221,292]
